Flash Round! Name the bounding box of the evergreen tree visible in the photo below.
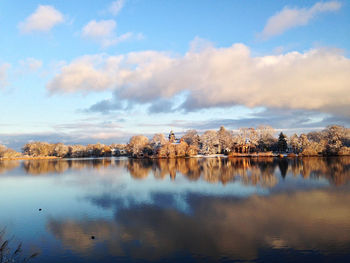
[278,132,288,152]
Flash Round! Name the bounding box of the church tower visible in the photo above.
[169,130,176,143]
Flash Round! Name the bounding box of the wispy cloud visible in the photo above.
[19,58,43,73]
[109,0,125,16]
[0,63,11,89]
[260,1,342,39]
[18,5,65,33]
[47,39,350,117]
[81,19,136,47]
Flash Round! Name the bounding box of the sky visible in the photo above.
[0,0,349,149]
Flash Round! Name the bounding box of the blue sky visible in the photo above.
[0,0,349,149]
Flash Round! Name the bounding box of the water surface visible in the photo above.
[1,157,350,262]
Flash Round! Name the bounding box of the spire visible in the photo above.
[169,130,176,143]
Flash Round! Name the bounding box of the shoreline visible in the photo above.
[2,154,349,161]
[0,156,61,161]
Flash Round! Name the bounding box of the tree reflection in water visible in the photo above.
[0,160,20,174]
[1,157,350,262]
[0,157,349,187]
[123,157,350,187]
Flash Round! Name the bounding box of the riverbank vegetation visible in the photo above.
[0,230,38,262]
[0,125,349,160]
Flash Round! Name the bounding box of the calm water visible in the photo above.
[0,157,350,262]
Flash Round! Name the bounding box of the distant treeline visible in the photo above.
[0,125,349,159]
[126,125,350,158]
[0,142,127,159]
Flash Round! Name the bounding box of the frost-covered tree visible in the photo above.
[257,125,276,152]
[238,128,250,144]
[324,125,347,155]
[22,142,54,157]
[0,144,7,156]
[200,130,219,154]
[299,134,309,150]
[217,126,233,152]
[289,134,301,153]
[128,135,149,157]
[182,130,200,147]
[68,145,87,158]
[186,144,199,156]
[307,131,324,143]
[53,143,69,157]
[151,133,167,148]
[0,144,21,159]
[175,141,188,157]
[257,125,275,139]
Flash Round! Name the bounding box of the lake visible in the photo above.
[0,157,350,262]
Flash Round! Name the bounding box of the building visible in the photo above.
[169,131,176,143]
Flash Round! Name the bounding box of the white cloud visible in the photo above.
[82,20,116,38]
[109,0,125,16]
[47,55,115,93]
[18,5,64,33]
[0,63,11,89]
[260,1,342,39]
[19,58,43,72]
[47,40,350,117]
[81,19,135,47]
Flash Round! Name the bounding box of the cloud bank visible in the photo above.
[0,121,129,150]
[260,1,342,39]
[18,5,64,33]
[47,40,350,117]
